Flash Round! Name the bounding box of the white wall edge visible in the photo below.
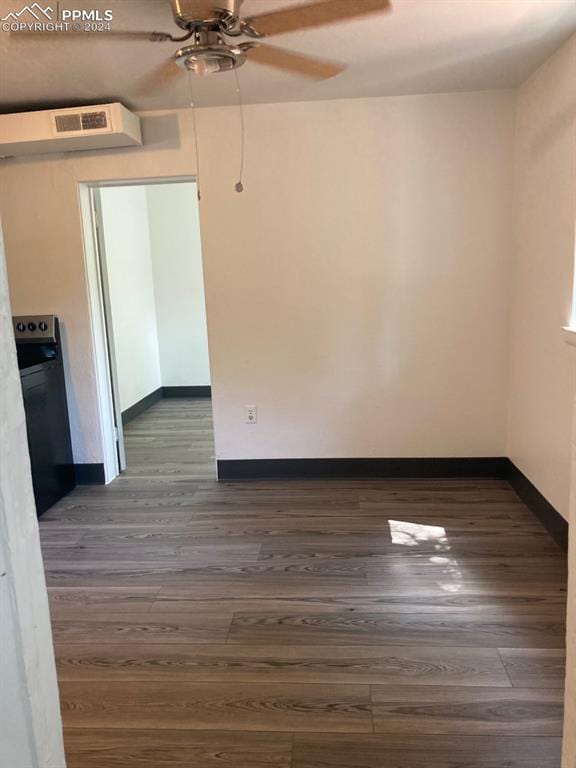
[77,183,119,484]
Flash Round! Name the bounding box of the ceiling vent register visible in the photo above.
[53,111,109,133]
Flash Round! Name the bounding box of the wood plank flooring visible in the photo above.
[39,399,568,767]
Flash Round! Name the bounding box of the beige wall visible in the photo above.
[507,34,576,520]
[147,182,211,388]
[100,185,163,412]
[199,91,515,460]
[0,90,515,465]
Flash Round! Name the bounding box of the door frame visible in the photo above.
[78,175,199,483]
[90,186,127,473]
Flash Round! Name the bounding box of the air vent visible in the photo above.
[51,108,110,136]
[81,111,108,130]
[54,113,82,133]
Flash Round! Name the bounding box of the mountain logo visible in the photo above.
[1,3,54,21]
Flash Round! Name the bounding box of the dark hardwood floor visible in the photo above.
[39,399,567,767]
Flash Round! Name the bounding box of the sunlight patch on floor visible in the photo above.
[388,519,463,592]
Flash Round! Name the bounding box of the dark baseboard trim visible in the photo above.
[217,457,510,481]
[505,460,568,551]
[122,388,163,426]
[163,386,211,398]
[217,456,567,550]
[74,463,106,485]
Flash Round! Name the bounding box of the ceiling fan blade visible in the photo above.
[135,57,184,94]
[245,0,391,37]
[245,43,344,79]
[9,30,175,41]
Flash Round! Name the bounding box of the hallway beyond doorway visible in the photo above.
[122,398,215,480]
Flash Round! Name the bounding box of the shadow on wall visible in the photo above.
[140,113,181,151]
[529,100,576,159]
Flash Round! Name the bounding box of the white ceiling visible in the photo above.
[1,0,575,112]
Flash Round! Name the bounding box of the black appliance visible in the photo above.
[14,315,75,516]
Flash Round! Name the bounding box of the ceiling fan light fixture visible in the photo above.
[175,40,246,75]
[184,54,225,75]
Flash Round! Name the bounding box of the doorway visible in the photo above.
[81,178,215,481]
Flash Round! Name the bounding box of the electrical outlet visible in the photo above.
[245,405,257,424]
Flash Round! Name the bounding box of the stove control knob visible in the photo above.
[39,321,48,332]
[27,322,37,332]
[16,322,26,332]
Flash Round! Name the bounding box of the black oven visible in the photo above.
[14,315,75,516]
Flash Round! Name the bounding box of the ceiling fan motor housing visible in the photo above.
[170,0,244,30]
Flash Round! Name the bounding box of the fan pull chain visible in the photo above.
[187,71,202,201]
[234,68,245,193]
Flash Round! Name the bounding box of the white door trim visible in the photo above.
[78,183,119,483]
[90,187,127,473]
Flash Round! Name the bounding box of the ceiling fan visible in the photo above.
[160,0,391,79]
[17,0,391,83]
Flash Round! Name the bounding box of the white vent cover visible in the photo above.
[52,108,110,136]
[0,103,142,157]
